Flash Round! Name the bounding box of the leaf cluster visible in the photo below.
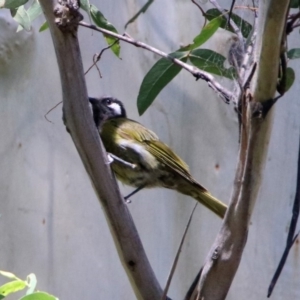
[2,1,300,115]
[0,271,57,300]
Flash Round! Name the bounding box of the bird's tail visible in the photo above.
[194,190,227,218]
[177,181,227,218]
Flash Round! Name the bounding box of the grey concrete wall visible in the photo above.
[0,1,300,299]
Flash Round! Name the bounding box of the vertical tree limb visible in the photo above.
[38,1,163,299]
[190,1,290,299]
[267,131,300,297]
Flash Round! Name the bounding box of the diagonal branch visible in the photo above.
[39,1,164,299]
[78,21,235,104]
[267,132,300,297]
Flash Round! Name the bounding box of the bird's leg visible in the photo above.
[107,153,137,169]
[106,153,114,164]
[106,153,143,202]
[124,184,147,203]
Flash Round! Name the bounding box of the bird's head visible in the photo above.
[89,96,127,127]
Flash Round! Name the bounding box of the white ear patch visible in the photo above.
[109,102,122,116]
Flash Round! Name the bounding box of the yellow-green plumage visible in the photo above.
[90,97,227,218]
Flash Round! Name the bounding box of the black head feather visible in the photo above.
[89,96,127,127]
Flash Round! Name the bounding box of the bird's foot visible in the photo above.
[124,184,147,203]
[107,153,137,169]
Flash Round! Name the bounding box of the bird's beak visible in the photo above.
[88,97,110,127]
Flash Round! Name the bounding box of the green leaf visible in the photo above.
[39,21,49,32]
[180,16,222,51]
[80,0,90,12]
[137,52,188,115]
[13,5,31,31]
[283,67,295,93]
[0,280,27,297]
[79,0,91,21]
[0,271,20,281]
[205,8,252,38]
[26,274,37,295]
[189,49,235,79]
[27,0,42,22]
[14,0,42,32]
[287,48,300,60]
[0,0,28,9]
[124,0,154,29]
[90,4,120,57]
[9,7,17,16]
[20,292,57,300]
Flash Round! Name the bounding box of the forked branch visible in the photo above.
[78,21,234,104]
[189,1,290,299]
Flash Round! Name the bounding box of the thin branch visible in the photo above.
[191,0,207,28]
[124,0,155,29]
[267,232,299,297]
[210,0,247,95]
[162,203,198,300]
[286,11,300,34]
[184,268,203,300]
[238,0,258,88]
[84,39,119,75]
[267,132,300,297]
[227,0,236,28]
[78,21,235,104]
[234,5,258,12]
[290,23,300,30]
[209,0,244,43]
[44,101,63,123]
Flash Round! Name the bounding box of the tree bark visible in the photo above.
[38,1,163,299]
[193,1,290,299]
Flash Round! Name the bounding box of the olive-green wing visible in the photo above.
[104,118,195,182]
[104,118,159,142]
[143,139,194,180]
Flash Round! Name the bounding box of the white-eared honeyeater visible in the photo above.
[89,96,227,218]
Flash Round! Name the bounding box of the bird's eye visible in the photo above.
[105,98,112,105]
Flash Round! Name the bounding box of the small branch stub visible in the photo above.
[54,0,83,32]
[211,247,220,260]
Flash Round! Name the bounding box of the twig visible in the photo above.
[161,203,198,300]
[78,21,235,104]
[84,39,120,75]
[191,0,207,28]
[93,54,103,78]
[184,267,203,300]
[239,26,257,85]
[235,6,257,103]
[210,0,247,92]
[234,6,258,12]
[267,232,300,298]
[227,0,236,28]
[124,0,155,29]
[290,23,300,30]
[267,132,300,297]
[44,101,63,123]
[209,0,244,43]
[286,11,300,35]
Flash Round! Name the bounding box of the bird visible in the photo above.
[89,96,227,218]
